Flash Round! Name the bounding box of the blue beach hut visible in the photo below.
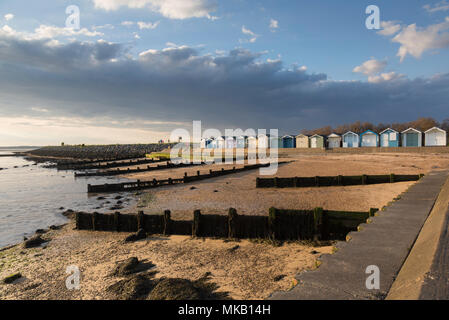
[380,128,400,147]
[281,135,296,148]
[360,130,379,147]
[342,131,359,148]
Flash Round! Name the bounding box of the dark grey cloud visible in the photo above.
[0,29,448,135]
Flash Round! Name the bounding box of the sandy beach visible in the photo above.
[2,152,449,300]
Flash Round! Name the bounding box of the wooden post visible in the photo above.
[92,212,98,231]
[268,207,278,240]
[137,211,144,230]
[256,177,260,188]
[390,174,395,183]
[362,174,367,185]
[313,207,323,241]
[315,176,320,187]
[338,175,343,186]
[163,210,171,235]
[153,178,157,186]
[87,184,91,193]
[369,208,379,217]
[168,178,173,185]
[228,208,238,238]
[193,210,201,237]
[197,170,200,176]
[114,212,120,232]
[75,212,80,229]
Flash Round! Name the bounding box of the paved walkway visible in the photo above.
[270,171,449,300]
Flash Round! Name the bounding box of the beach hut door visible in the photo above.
[311,138,317,148]
[382,134,388,146]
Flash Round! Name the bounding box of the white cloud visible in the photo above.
[4,13,14,21]
[0,24,103,40]
[241,25,258,43]
[121,21,135,26]
[368,72,405,83]
[137,21,160,30]
[92,0,218,20]
[269,18,279,32]
[353,59,387,75]
[392,17,449,62]
[377,21,401,36]
[424,1,449,13]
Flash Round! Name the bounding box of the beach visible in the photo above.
[2,149,449,299]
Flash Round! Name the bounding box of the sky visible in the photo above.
[0,0,449,145]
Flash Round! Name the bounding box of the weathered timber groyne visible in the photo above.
[61,158,166,171]
[75,207,379,241]
[87,163,275,193]
[75,161,207,177]
[256,173,424,188]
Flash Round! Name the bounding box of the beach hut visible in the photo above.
[327,133,342,148]
[424,127,447,146]
[205,138,215,149]
[236,135,248,149]
[342,131,359,148]
[401,128,422,147]
[310,134,324,148]
[200,138,208,149]
[296,134,310,148]
[281,135,296,148]
[257,133,272,149]
[360,130,379,147]
[380,128,400,147]
[213,136,225,149]
[225,136,236,149]
[247,136,258,149]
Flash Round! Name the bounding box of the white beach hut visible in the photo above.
[424,127,447,146]
[247,136,258,149]
[327,133,342,148]
[342,131,359,148]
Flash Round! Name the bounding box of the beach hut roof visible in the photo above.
[424,127,446,134]
[296,133,309,138]
[310,134,323,138]
[360,129,378,136]
[342,131,358,136]
[327,133,341,138]
[401,127,421,134]
[257,133,271,138]
[282,134,295,139]
[380,128,398,135]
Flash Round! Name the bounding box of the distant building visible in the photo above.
[401,128,422,147]
[424,127,447,146]
[342,131,359,148]
[310,134,324,148]
[327,133,342,148]
[236,136,248,149]
[281,135,296,148]
[380,128,400,147]
[360,130,379,147]
[247,136,258,149]
[296,134,310,148]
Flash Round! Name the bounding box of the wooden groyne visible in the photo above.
[87,163,273,193]
[75,161,207,177]
[256,173,424,188]
[59,158,166,170]
[75,207,379,241]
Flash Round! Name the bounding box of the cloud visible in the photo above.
[4,13,14,21]
[353,59,387,75]
[424,1,449,13]
[241,25,258,43]
[0,26,448,139]
[0,24,103,40]
[92,0,218,20]
[377,21,401,36]
[392,17,449,62]
[368,72,405,83]
[269,18,279,32]
[121,21,135,26]
[137,21,160,30]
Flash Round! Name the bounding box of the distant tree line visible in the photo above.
[302,117,449,136]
